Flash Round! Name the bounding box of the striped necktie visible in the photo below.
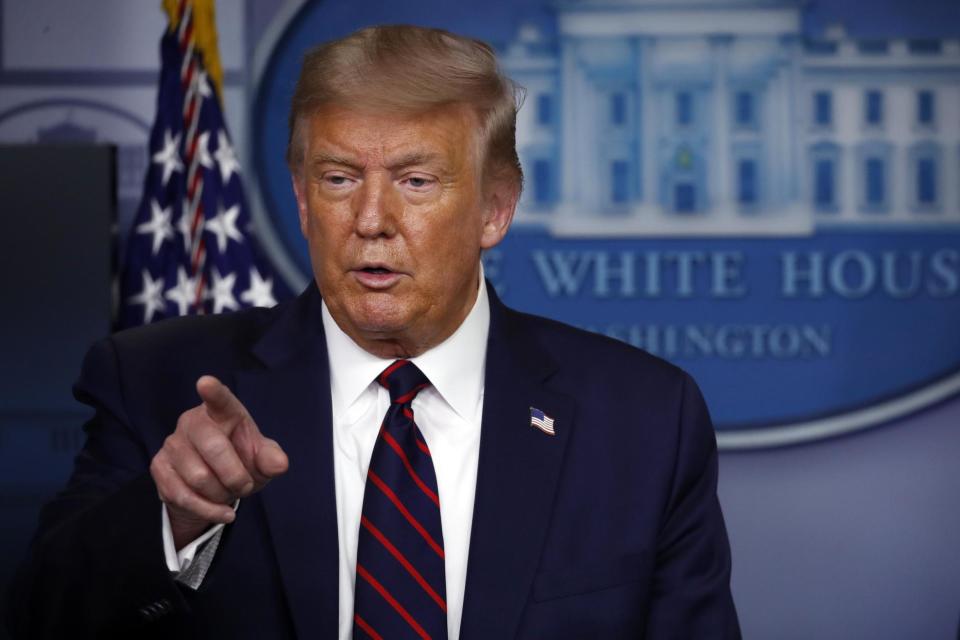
[354,360,447,640]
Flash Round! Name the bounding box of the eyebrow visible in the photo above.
[384,151,443,171]
[309,151,361,170]
[307,149,448,173]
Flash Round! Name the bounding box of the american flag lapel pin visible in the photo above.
[529,407,556,436]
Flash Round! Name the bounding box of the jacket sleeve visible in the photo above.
[644,372,742,639]
[6,337,192,639]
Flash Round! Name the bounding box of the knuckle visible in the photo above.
[200,436,232,461]
[150,466,167,491]
[224,471,252,494]
[176,490,211,518]
[164,433,190,458]
[186,465,211,487]
[175,410,193,430]
[150,455,171,483]
[155,482,171,503]
[174,488,193,509]
[178,406,203,428]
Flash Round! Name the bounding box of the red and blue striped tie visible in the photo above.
[354,360,447,640]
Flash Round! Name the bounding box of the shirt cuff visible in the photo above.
[161,501,238,573]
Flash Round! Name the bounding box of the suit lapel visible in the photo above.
[460,288,575,640]
[234,286,339,639]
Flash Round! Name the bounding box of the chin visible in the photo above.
[347,302,412,337]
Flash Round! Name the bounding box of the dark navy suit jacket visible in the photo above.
[8,283,740,639]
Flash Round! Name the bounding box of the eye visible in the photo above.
[402,175,436,191]
[322,173,354,189]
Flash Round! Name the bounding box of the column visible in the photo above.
[638,36,658,212]
[841,132,857,220]
[710,35,733,216]
[774,64,792,209]
[560,37,580,207]
[891,142,908,219]
[783,35,804,206]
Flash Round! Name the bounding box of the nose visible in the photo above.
[354,172,398,239]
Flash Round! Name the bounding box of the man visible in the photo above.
[8,25,740,639]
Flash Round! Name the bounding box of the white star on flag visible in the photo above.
[165,267,197,316]
[136,200,174,255]
[196,70,213,99]
[209,267,239,313]
[240,267,277,308]
[196,131,215,170]
[214,130,240,183]
[128,270,166,323]
[118,7,288,329]
[205,203,244,253]
[177,200,194,253]
[152,129,183,186]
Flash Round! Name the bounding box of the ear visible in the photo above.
[479,178,519,250]
[290,171,309,238]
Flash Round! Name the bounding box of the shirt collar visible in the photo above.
[322,265,490,421]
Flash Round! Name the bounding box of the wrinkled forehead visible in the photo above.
[299,102,485,173]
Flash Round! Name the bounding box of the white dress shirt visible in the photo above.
[162,273,489,640]
[326,276,488,639]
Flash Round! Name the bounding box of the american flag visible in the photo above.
[529,407,556,436]
[117,0,288,329]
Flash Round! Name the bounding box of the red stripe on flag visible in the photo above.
[193,270,207,309]
[189,201,203,236]
[353,614,383,640]
[180,21,194,55]
[189,168,202,199]
[367,470,444,559]
[361,516,447,611]
[380,431,439,507]
[191,235,202,270]
[176,0,190,40]
[357,564,432,640]
[183,97,198,140]
[191,235,206,274]
[181,59,196,94]
[185,136,198,171]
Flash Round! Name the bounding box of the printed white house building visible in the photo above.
[502,0,960,236]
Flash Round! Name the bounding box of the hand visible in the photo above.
[150,376,289,549]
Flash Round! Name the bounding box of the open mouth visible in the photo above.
[353,266,401,288]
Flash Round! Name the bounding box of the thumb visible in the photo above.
[255,437,289,480]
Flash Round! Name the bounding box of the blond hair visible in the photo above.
[286,25,524,190]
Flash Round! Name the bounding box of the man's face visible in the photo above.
[292,103,515,358]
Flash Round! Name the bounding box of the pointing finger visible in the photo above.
[196,376,248,428]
